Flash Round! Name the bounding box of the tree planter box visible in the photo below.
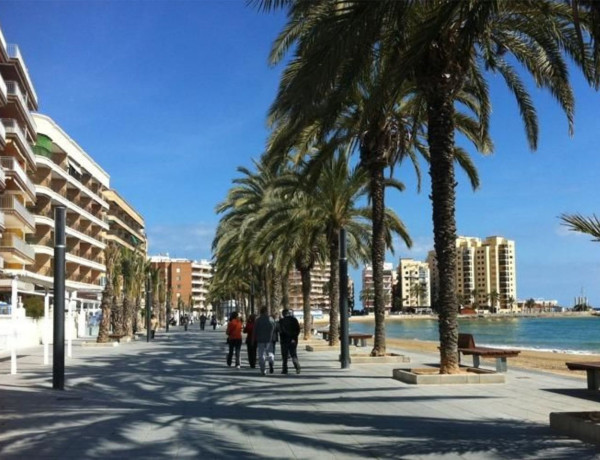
[350,353,410,364]
[81,341,119,347]
[393,367,505,385]
[550,412,600,445]
[306,344,357,352]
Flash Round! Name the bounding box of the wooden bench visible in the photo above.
[458,333,520,373]
[108,334,126,343]
[566,361,600,390]
[348,333,373,347]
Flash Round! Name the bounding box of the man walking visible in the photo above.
[254,307,275,375]
[279,309,301,374]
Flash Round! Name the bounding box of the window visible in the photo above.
[176,268,181,273]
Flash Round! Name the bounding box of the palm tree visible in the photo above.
[359,287,375,313]
[489,290,500,312]
[410,281,428,308]
[560,213,600,241]
[97,242,120,343]
[255,1,599,373]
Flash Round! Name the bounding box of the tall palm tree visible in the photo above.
[257,0,599,373]
[97,242,121,343]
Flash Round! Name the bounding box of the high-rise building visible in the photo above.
[427,235,517,311]
[288,262,331,312]
[103,189,146,255]
[0,31,38,279]
[191,259,212,311]
[361,262,396,312]
[397,258,431,308]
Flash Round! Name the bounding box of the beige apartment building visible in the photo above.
[191,259,212,311]
[288,262,331,312]
[28,113,109,297]
[361,262,396,312]
[428,235,517,311]
[397,258,431,308]
[0,30,38,281]
[103,189,146,254]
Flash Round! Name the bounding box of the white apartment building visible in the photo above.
[28,113,109,297]
[288,262,331,312]
[428,236,517,311]
[398,258,431,308]
[361,262,396,312]
[191,259,212,311]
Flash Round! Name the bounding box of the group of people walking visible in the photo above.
[225,307,301,376]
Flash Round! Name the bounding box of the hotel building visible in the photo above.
[397,258,431,308]
[427,235,517,311]
[0,30,38,283]
[361,262,396,312]
[28,113,109,296]
[288,262,331,312]
[103,189,146,254]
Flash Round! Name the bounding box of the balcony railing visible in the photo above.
[0,233,35,261]
[0,194,35,230]
[5,81,36,132]
[0,156,36,200]
[6,44,38,106]
[1,119,36,166]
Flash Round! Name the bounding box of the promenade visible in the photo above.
[0,328,599,459]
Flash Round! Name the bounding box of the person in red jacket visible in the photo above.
[226,311,243,368]
[243,313,257,368]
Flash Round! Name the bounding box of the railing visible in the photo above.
[1,119,35,165]
[0,156,36,199]
[0,233,35,261]
[6,44,38,106]
[5,81,36,129]
[0,194,35,229]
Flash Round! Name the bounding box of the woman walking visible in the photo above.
[226,311,243,368]
[244,313,257,368]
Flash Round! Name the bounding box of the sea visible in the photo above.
[348,316,600,354]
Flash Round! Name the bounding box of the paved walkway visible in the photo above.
[0,328,599,459]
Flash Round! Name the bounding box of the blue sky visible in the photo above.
[1,1,599,307]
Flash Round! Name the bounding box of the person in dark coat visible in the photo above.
[254,307,275,375]
[243,313,257,368]
[279,309,301,374]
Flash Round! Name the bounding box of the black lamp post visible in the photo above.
[339,228,350,368]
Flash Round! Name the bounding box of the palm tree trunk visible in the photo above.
[97,282,113,343]
[328,229,340,345]
[123,296,133,337]
[300,267,312,340]
[427,85,460,374]
[112,295,124,335]
[271,267,282,313]
[370,163,387,357]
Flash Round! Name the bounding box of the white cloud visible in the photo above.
[392,235,433,261]
[147,223,215,260]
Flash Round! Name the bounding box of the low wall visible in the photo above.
[0,315,79,354]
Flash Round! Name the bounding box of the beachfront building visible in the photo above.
[397,258,431,309]
[288,262,331,312]
[428,236,517,312]
[28,113,108,301]
[361,262,396,313]
[191,259,212,311]
[0,30,38,283]
[103,189,146,255]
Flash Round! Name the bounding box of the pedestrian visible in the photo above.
[200,313,207,330]
[279,309,301,374]
[210,314,217,330]
[183,314,189,331]
[243,313,257,368]
[271,311,280,357]
[226,311,243,368]
[254,307,275,375]
[150,314,158,339]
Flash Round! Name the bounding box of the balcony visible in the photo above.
[0,195,35,232]
[5,81,36,136]
[0,156,36,202]
[6,44,38,108]
[0,73,6,107]
[0,233,35,264]
[2,119,36,167]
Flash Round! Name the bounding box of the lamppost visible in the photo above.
[339,228,350,369]
[145,276,152,342]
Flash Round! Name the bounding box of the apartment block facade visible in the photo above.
[288,262,331,312]
[361,262,396,312]
[191,259,212,311]
[103,189,146,254]
[0,30,38,281]
[427,235,517,311]
[397,258,431,308]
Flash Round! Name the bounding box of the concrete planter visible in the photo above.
[393,366,505,385]
[550,412,600,445]
[81,341,119,347]
[350,353,410,364]
[306,344,357,352]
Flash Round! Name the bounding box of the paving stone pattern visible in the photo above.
[0,328,599,459]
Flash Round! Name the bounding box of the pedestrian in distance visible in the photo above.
[279,309,301,374]
[226,311,243,368]
[210,314,217,330]
[254,307,275,375]
[150,314,158,339]
[200,313,207,330]
[243,313,257,368]
[183,314,189,331]
[271,311,280,358]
